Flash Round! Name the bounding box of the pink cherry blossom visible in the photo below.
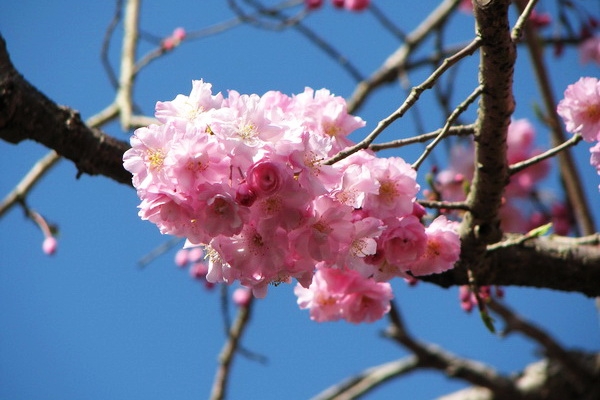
[155,80,223,127]
[557,77,600,142]
[378,215,427,279]
[294,264,392,323]
[232,287,253,307]
[363,157,419,219]
[342,0,370,11]
[434,144,474,202]
[591,142,600,191]
[408,216,461,276]
[580,36,600,65]
[505,119,549,196]
[591,142,600,171]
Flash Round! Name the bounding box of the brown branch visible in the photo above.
[0,151,61,219]
[488,299,595,391]
[324,37,480,166]
[0,34,132,186]
[311,356,419,400]
[509,134,582,175]
[210,297,255,400]
[369,124,474,151]
[457,0,515,284]
[385,302,523,397]
[347,0,461,114]
[425,233,600,297]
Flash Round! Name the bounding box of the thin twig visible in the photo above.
[412,84,483,170]
[347,0,461,114]
[509,133,582,175]
[417,199,470,211]
[311,356,419,400]
[0,151,61,219]
[511,0,539,42]
[116,0,140,131]
[369,124,474,151]
[210,297,255,400]
[325,38,481,166]
[101,0,123,89]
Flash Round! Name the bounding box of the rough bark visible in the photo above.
[0,35,132,186]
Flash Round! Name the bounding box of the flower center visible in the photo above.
[585,103,600,122]
[379,180,398,205]
[147,149,165,170]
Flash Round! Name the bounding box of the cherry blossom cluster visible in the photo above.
[557,77,600,191]
[123,80,461,323]
[433,119,569,234]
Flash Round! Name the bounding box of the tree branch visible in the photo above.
[0,35,132,186]
[457,0,515,284]
[210,297,255,400]
[311,356,419,400]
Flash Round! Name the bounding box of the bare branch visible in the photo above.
[418,199,471,211]
[311,356,419,400]
[488,299,596,390]
[509,134,582,175]
[0,35,132,186]
[385,302,522,397]
[412,84,482,170]
[210,298,255,400]
[457,0,515,284]
[369,124,474,151]
[325,37,481,166]
[0,151,61,219]
[347,0,461,113]
[116,0,140,130]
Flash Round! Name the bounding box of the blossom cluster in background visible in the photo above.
[432,119,572,235]
[557,76,600,191]
[123,80,461,323]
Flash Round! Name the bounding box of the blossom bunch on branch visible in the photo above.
[123,80,460,323]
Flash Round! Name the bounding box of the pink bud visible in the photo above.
[162,38,175,51]
[343,0,369,11]
[42,236,57,255]
[172,27,186,41]
[236,181,257,207]
[189,262,208,279]
[247,160,286,197]
[461,300,474,313]
[232,287,252,307]
[174,249,189,267]
[305,0,323,9]
[188,247,204,263]
[459,285,472,302]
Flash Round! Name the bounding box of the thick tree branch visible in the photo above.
[427,233,600,297]
[0,35,132,186]
[457,0,515,283]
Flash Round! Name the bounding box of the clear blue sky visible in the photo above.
[1,1,599,399]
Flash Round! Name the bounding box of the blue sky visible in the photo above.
[1,1,599,399]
